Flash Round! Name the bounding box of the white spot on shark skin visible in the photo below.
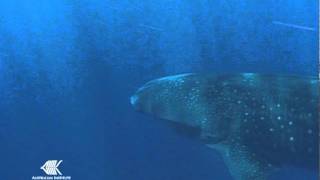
[242,73,257,84]
[289,137,295,141]
[242,73,255,78]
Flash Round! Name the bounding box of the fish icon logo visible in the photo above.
[40,160,63,175]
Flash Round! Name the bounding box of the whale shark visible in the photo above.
[130,73,319,180]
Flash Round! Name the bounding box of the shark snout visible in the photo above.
[130,94,138,106]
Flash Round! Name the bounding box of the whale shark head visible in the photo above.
[131,74,194,121]
[130,73,230,143]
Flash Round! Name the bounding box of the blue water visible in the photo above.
[0,0,318,179]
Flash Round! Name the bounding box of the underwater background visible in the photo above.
[0,0,318,180]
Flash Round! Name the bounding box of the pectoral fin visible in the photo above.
[207,144,273,180]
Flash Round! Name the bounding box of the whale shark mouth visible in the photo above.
[162,120,201,139]
[161,120,225,144]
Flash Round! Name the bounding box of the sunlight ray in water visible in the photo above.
[272,21,316,32]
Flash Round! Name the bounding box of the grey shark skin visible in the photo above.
[130,73,319,180]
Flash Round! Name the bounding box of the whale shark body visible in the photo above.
[130,73,319,180]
